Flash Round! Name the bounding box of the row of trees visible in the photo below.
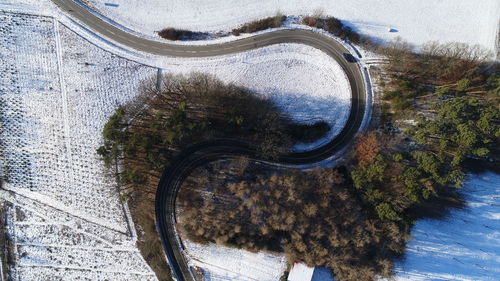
[379,38,493,82]
[158,14,286,40]
[302,15,365,45]
[231,13,286,36]
[0,203,15,280]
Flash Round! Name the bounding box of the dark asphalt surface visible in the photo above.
[50,1,367,280]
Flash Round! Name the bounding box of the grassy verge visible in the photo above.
[132,198,173,281]
[0,202,15,281]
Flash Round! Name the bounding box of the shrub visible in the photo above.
[158,28,208,41]
[280,271,289,281]
[302,16,317,27]
[302,16,363,45]
[286,121,330,143]
[232,14,286,35]
[456,78,471,91]
[435,86,450,96]
[354,131,380,168]
[393,96,412,111]
[382,90,402,100]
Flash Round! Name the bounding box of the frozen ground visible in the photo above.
[88,0,499,53]
[0,0,62,18]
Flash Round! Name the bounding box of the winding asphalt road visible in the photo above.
[51,1,368,280]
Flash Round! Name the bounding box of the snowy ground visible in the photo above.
[288,263,314,281]
[88,0,499,53]
[184,239,287,281]
[392,172,500,281]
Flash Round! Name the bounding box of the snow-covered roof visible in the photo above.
[288,263,315,281]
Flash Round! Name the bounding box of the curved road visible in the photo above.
[51,1,368,281]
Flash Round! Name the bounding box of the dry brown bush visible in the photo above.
[380,38,493,82]
[231,13,286,35]
[158,28,208,41]
[354,131,380,168]
[302,15,363,45]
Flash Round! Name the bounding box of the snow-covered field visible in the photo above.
[0,8,157,280]
[88,0,499,53]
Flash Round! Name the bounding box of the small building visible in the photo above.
[288,263,314,281]
[288,263,336,281]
